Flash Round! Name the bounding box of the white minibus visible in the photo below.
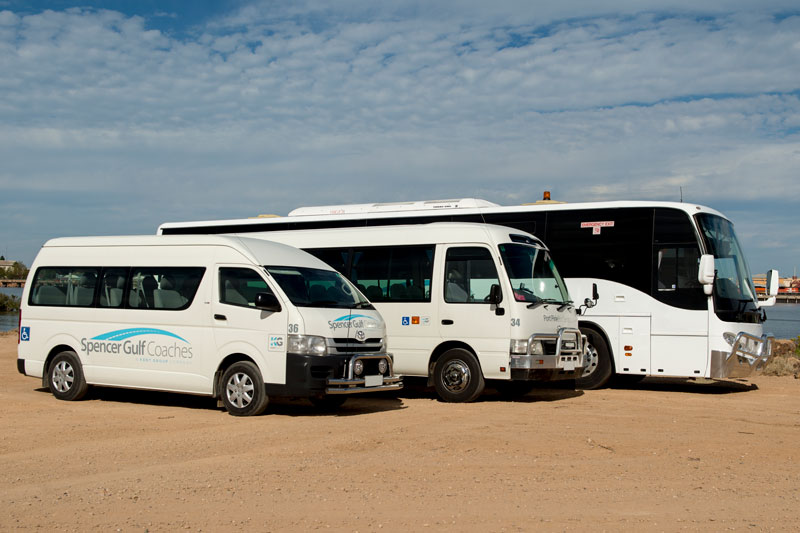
[17,235,400,416]
[236,223,587,402]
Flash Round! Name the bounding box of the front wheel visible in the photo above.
[576,327,613,390]
[220,361,269,416]
[433,348,485,403]
[48,351,88,401]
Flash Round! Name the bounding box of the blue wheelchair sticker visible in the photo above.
[401,317,410,326]
[20,327,30,341]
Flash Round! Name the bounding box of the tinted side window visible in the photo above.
[310,245,434,302]
[29,267,99,307]
[544,208,653,295]
[99,267,129,308]
[129,267,205,310]
[219,267,272,307]
[351,246,434,302]
[653,208,705,310]
[444,247,499,303]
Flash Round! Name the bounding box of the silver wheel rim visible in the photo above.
[52,360,74,393]
[226,372,255,409]
[441,359,471,393]
[582,342,599,378]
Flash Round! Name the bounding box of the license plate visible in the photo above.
[560,358,576,371]
[365,375,383,387]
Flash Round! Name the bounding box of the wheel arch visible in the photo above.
[578,320,616,374]
[426,341,478,386]
[41,344,79,388]
[214,353,259,398]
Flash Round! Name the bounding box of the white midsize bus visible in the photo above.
[174,223,586,402]
[17,235,401,416]
[158,196,778,389]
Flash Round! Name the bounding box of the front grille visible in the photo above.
[328,338,384,354]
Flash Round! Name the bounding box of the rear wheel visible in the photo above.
[576,327,613,390]
[220,361,269,416]
[48,351,88,401]
[433,348,485,403]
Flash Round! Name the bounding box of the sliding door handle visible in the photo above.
[441,319,454,325]
[214,314,227,321]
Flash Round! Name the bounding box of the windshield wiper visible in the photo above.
[557,300,573,311]
[527,298,559,309]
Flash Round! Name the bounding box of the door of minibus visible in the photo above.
[212,266,289,385]
[438,245,510,380]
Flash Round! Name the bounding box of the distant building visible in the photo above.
[0,260,15,271]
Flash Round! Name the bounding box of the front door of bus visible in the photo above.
[438,245,510,380]
[212,266,288,386]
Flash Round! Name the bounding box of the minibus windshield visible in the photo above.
[265,266,374,309]
[498,243,571,306]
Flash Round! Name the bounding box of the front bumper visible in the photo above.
[278,352,402,396]
[710,332,774,379]
[509,327,587,381]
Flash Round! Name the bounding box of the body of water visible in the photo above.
[0,287,22,332]
[2,286,799,339]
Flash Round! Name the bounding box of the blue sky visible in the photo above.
[1,0,799,277]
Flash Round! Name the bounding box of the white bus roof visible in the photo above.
[158,198,728,234]
[237,222,546,249]
[287,198,500,217]
[41,235,332,270]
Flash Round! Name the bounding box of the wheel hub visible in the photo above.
[226,373,254,408]
[52,361,74,392]
[441,360,470,392]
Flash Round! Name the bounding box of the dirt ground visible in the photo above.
[2,331,799,532]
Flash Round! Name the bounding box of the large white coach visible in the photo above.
[234,223,587,402]
[17,235,400,415]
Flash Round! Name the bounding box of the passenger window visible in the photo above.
[444,247,499,303]
[219,267,273,308]
[347,245,433,302]
[98,268,129,308]
[29,267,99,307]
[128,267,205,310]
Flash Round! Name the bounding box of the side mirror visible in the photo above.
[489,284,503,305]
[766,269,779,297]
[578,283,599,315]
[698,254,715,296]
[254,292,282,312]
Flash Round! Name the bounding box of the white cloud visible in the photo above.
[0,2,799,271]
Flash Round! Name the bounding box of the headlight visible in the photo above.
[288,335,328,356]
[353,359,364,376]
[722,332,737,347]
[377,359,388,375]
[510,339,529,355]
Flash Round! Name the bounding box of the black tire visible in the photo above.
[576,327,613,390]
[309,395,347,411]
[433,348,485,403]
[494,380,537,399]
[48,351,88,401]
[220,361,269,416]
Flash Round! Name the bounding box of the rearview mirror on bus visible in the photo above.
[698,254,715,295]
[254,292,282,312]
[489,283,503,305]
[766,269,779,297]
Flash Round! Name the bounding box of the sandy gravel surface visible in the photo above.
[2,331,799,531]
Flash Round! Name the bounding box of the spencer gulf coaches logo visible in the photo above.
[327,314,378,331]
[80,328,193,360]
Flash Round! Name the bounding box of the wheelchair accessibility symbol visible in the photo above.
[401,317,410,326]
[20,327,30,341]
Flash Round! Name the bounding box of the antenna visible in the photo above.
[680,187,683,202]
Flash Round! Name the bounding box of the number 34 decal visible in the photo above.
[510,318,520,327]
